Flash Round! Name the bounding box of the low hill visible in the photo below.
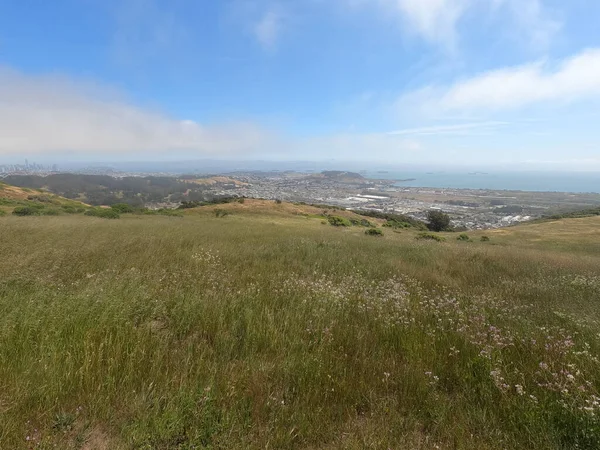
[0,181,89,215]
[309,170,366,183]
[1,202,599,449]
[2,173,219,206]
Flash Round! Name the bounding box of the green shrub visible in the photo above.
[416,232,446,242]
[40,208,61,216]
[350,218,375,227]
[12,206,39,216]
[27,195,55,203]
[214,209,229,218]
[480,236,491,242]
[365,228,383,237]
[84,208,120,219]
[355,210,427,230]
[111,203,135,214]
[327,216,352,227]
[0,209,6,217]
[456,234,471,242]
[275,199,282,204]
[383,219,412,229]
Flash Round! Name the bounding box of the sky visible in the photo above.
[1,0,600,170]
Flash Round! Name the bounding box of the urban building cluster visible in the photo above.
[0,160,58,175]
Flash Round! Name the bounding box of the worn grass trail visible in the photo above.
[0,213,599,449]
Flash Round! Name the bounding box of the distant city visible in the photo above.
[0,160,58,175]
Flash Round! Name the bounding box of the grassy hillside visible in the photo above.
[0,181,90,216]
[0,205,599,449]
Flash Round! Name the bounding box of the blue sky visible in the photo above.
[1,0,600,169]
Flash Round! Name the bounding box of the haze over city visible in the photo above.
[1,0,600,170]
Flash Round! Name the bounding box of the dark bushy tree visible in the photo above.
[426,210,451,232]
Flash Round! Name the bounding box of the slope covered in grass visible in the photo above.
[0,209,599,449]
[0,181,89,215]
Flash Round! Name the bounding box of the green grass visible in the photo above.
[1,211,599,449]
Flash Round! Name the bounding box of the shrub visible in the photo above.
[143,209,183,217]
[416,232,446,242]
[275,199,282,204]
[12,206,39,216]
[327,216,352,227]
[456,234,471,242]
[365,228,383,237]
[238,198,245,204]
[426,210,451,232]
[27,195,54,203]
[350,218,375,227]
[111,203,135,214]
[40,208,61,216]
[480,236,491,242]
[214,209,229,218]
[84,208,120,219]
[354,210,427,230]
[383,219,412,229]
[0,210,6,217]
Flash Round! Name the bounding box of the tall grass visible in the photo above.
[0,214,599,449]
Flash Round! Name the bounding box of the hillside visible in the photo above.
[0,181,89,216]
[1,204,599,449]
[0,181,37,200]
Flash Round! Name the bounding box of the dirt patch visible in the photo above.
[81,426,118,450]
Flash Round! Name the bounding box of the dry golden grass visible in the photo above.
[182,176,249,187]
[0,182,36,200]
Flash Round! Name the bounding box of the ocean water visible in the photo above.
[363,171,600,194]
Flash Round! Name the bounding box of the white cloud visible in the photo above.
[383,0,470,48]
[387,121,509,136]
[349,0,559,50]
[254,8,284,50]
[0,69,278,156]
[408,48,600,113]
[0,68,425,162]
[495,0,561,50]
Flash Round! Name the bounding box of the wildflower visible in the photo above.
[515,385,525,396]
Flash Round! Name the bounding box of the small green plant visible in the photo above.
[214,209,229,218]
[237,198,245,204]
[275,199,282,204]
[327,216,352,227]
[481,236,491,242]
[456,234,471,242]
[52,411,75,432]
[416,232,446,242]
[365,228,383,236]
[0,209,6,217]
